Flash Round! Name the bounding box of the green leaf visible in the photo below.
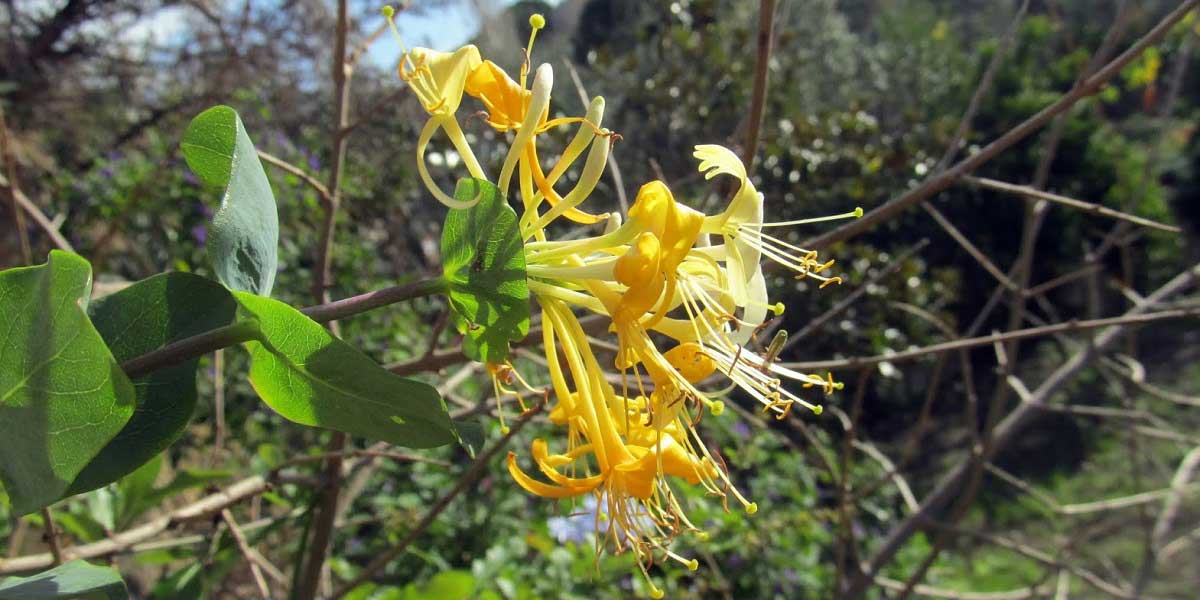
[234,292,455,448]
[0,251,135,515]
[68,272,238,496]
[0,560,128,600]
[150,563,203,600]
[402,570,475,600]
[441,178,530,363]
[181,105,279,296]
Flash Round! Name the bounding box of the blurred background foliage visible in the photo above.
[2,0,1199,598]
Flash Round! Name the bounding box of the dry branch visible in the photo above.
[802,0,1198,251]
[844,262,1200,596]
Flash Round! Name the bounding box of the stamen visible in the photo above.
[381,5,412,68]
[755,207,864,227]
[521,14,546,89]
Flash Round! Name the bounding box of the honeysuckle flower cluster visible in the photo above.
[384,7,861,596]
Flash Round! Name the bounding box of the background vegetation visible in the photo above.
[2,0,1199,598]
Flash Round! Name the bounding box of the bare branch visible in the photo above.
[803,0,1198,251]
[742,0,776,171]
[845,262,1200,596]
[782,307,1200,371]
[0,474,279,574]
[0,174,73,255]
[963,176,1181,233]
[563,61,628,214]
[258,150,331,200]
[220,509,271,600]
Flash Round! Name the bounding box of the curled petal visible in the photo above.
[507,451,602,499]
[416,118,480,209]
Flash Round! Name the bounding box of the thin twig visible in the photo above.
[0,106,32,265]
[963,176,1181,233]
[781,306,1200,371]
[0,473,279,574]
[0,173,73,253]
[922,201,1020,290]
[120,276,445,379]
[210,348,226,466]
[563,61,628,214]
[297,1,355,595]
[220,509,271,600]
[258,150,331,200]
[39,508,63,566]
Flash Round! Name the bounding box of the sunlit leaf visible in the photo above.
[235,292,455,448]
[181,105,279,296]
[441,178,530,363]
[0,251,135,515]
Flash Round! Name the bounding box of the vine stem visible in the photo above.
[296,0,356,597]
[118,276,446,379]
[742,0,776,171]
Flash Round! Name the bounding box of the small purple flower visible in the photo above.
[546,494,655,544]
[732,421,752,440]
[100,167,114,180]
[306,152,322,173]
[191,224,207,244]
[184,170,199,186]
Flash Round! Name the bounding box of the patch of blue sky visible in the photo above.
[366,0,564,70]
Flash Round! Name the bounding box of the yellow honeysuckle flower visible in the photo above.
[695,144,863,298]
[385,7,613,224]
[505,296,739,596]
[465,59,535,133]
[384,6,486,209]
[385,8,858,593]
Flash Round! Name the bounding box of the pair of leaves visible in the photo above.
[0,253,456,515]
[0,263,237,513]
[442,179,530,364]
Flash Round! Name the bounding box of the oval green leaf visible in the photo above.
[0,251,135,515]
[0,560,128,600]
[181,105,279,297]
[67,273,238,496]
[441,178,530,363]
[234,292,455,448]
